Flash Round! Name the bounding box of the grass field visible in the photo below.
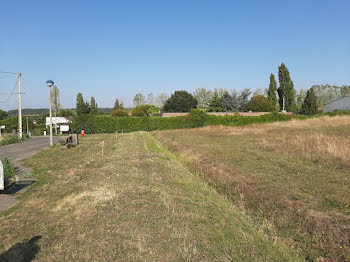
[0,132,301,261]
[154,115,350,262]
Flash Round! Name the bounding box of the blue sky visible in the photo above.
[1,0,349,110]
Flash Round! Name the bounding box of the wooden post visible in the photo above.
[101,140,105,157]
[72,134,79,145]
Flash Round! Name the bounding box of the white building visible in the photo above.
[323,96,350,113]
[45,117,71,133]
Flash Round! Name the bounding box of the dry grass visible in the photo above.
[0,132,301,261]
[154,115,350,262]
[261,132,350,167]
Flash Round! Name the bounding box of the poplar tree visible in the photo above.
[90,97,98,114]
[76,93,90,116]
[267,74,277,106]
[277,63,296,111]
[114,99,124,110]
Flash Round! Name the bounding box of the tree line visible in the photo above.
[2,62,349,120]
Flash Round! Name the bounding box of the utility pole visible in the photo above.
[18,73,23,138]
[26,116,29,135]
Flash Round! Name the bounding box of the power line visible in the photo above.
[0,78,18,103]
[0,71,18,75]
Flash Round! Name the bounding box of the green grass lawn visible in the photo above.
[154,116,350,262]
[0,132,302,261]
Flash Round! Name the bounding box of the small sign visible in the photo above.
[0,126,5,129]
[0,160,4,190]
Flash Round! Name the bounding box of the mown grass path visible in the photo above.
[0,132,302,261]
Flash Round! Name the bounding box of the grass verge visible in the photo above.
[0,132,301,261]
[0,134,29,146]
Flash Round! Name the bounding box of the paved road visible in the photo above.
[0,136,63,161]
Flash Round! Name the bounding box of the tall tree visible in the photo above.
[221,91,234,111]
[163,91,197,112]
[0,109,8,120]
[213,88,227,98]
[277,63,296,111]
[301,87,318,115]
[236,88,251,111]
[76,93,90,116]
[295,89,307,112]
[193,88,213,109]
[147,93,155,105]
[267,74,277,106]
[113,98,124,110]
[253,88,264,97]
[155,93,169,108]
[208,92,225,112]
[90,97,98,114]
[133,93,146,106]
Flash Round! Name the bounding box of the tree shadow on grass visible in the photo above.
[0,236,41,262]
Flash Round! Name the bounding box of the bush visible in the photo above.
[186,109,208,128]
[2,158,15,180]
[131,105,160,117]
[32,124,47,136]
[111,109,129,117]
[2,158,15,187]
[0,135,21,146]
[247,95,275,112]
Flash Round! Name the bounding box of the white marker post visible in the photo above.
[0,160,4,190]
[0,125,5,137]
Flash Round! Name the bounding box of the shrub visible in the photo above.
[0,134,29,146]
[111,109,129,117]
[131,105,160,117]
[247,95,275,112]
[0,135,21,146]
[2,158,15,180]
[186,109,208,127]
[2,158,15,187]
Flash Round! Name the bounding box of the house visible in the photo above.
[323,96,350,113]
[45,117,71,134]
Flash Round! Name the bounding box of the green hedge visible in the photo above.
[71,112,292,134]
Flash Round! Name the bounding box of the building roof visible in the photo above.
[324,96,350,105]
